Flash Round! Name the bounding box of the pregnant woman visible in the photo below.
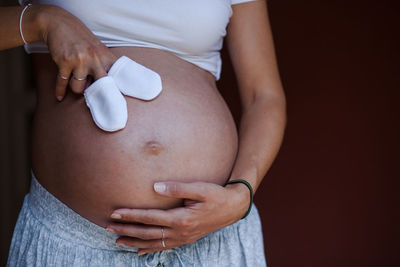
[2,0,286,266]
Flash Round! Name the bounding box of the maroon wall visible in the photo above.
[218,1,399,266]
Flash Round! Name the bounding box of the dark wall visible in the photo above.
[219,1,399,266]
[1,0,399,266]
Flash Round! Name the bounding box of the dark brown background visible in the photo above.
[1,0,399,266]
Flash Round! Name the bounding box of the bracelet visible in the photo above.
[225,179,254,219]
[19,3,33,45]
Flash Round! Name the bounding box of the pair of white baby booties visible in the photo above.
[83,56,162,132]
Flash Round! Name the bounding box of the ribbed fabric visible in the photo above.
[7,171,267,266]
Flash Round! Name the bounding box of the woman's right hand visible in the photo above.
[34,5,117,101]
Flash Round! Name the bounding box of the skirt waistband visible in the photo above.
[27,170,138,252]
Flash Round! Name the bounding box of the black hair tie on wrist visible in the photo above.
[225,179,254,219]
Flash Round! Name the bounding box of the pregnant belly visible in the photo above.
[31,47,238,228]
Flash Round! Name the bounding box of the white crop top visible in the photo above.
[19,0,260,80]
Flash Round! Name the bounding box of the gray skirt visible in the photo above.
[7,171,267,267]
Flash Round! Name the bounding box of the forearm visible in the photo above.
[228,93,287,193]
[0,5,45,50]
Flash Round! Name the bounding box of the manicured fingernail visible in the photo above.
[154,182,166,193]
[138,251,147,256]
[116,242,125,246]
[106,227,115,233]
[56,95,63,101]
[111,213,121,219]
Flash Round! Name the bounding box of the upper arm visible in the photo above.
[226,0,285,108]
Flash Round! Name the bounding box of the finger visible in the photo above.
[104,53,118,72]
[90,57,108,80]
[116,236,176,250]
[82,75,94,90]
[153,181,215,201]
[69,68,89,94]
[110,208,178,227]
[55,68,71,101]
[106,224,170,240]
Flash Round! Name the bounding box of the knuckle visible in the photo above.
[171,218,180,228]
[76,52,88,65]
[176,220,185,228]
[85,45,96,58]
[93,45,107,58]
[190,219,199,229]
[180,230,191,239]
[177,216,192,228]
[61,51,74,64]
[86,43,106,62]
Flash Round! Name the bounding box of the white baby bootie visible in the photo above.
[108,56,162,100]
[83,76,128,132]
[83,56,162,132]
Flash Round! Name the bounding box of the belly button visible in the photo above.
[143,141,164,156]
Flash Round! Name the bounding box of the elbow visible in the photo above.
[244,87,288,127]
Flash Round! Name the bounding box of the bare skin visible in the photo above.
[1,0,286,257]
[32,46,239,227]
[108,1,288,255]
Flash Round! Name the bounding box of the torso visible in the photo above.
[31,47,238,228]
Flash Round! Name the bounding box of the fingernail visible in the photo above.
[111,213,121,219]
[106,227,115,233]
[56,95,63,101]
[116,242,126,246]
[154,182,166,193]
[138,251,147,256]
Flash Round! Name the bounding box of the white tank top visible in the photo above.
[19,0,259,80]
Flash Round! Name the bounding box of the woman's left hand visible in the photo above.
[106,181,250,255]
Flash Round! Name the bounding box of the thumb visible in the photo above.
[153,181,213,201]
